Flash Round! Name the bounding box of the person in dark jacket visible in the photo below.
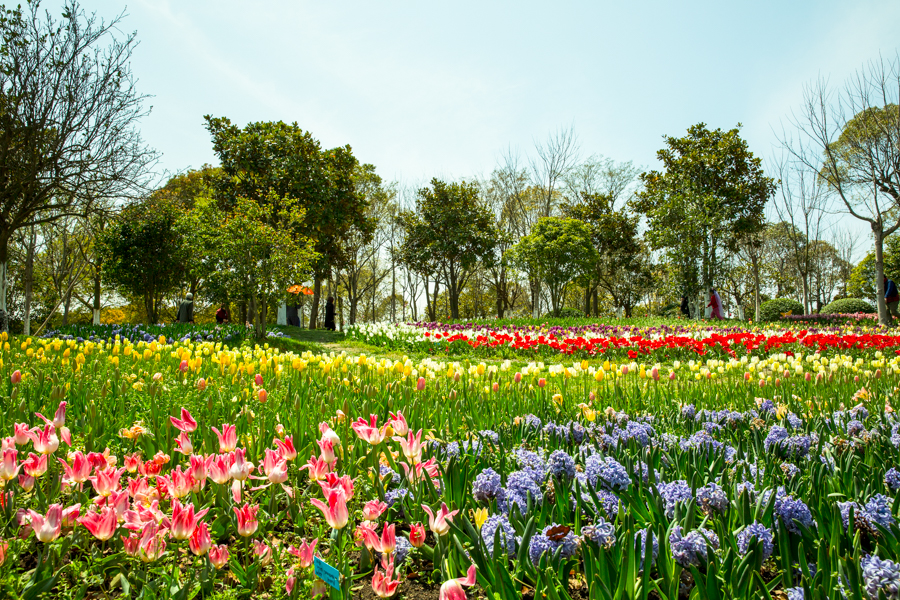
[176,293,194,324]
[324,296,336,331]
[886,276,900,324]
[680,295,691,318]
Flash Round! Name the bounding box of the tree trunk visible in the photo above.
[0,226,11,330]
[874,226,889,326]
[448,271,460,320]
[92,271,101,325]
[310,275,322,329]
[751,251,761,322]
[23,224,36,335]
[62,291,72,326]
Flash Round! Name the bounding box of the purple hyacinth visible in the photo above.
[886,468,900,492]
[514,449,548,483]
[865,494,896,529]
[504,469,543,512]
[529,523,580,565]
[481,514,517,557]
[473,468,503,503]
[681,404,696,420]
[764,426,790,452]
[696,482,730,515]
[736,522,774,561]
[669,525,719,567]
[781,463,801,478]
[582,519,616,548]
[849,403,869,421]
[548,450,576,480]
[657,480,693,518]
[769,490,815,534]
[634,528,659,567]
[524,414,542,430]
[847,420,866,437]
[861,555,900,599]
[786,588,804,600]
[587,456,631,492]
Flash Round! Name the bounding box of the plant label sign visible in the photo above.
[314,556,341,590]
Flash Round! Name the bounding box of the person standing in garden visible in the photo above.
[707,288,723,320]
[176,293,194,324]
[680,295,691,318]
[215,303,231,324]
[324,296,336,331]
[885,276,900,323]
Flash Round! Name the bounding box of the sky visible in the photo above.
[80,0,899,248]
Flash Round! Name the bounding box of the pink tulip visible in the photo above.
[139,523,167,562]
[0,539,8,566]
[78,506,118,541]
[189,521,212,556]
[399,430,426,464]
[122,534,141,556]
[10,370,21,385]
[209,544,229,569]
[514,372,522,383]
[260,449,288,484]
[422,503,458,537]
[29,425,59,455]
[372,555,401,598]
[276,435,298,461]
[171,499,208,540]
[310,487,350,530]
[26,504,63,542]
[169,408,197,433]
[651,366,660,381]
[285,567,296,595]
[322,473,355,500]
[288,537,318,568]
[179,360,189,373]
[316,438,335,465]
[351,414,387,445]
[35,402,71,447]
[319,422,341,447]
[669,372,676,381]
[107,490,129,520]
[212,424,237,453]
[402,457,440,484]
[152,372,163,382]
[439,565,477,600]
[300,455,331,481]
[23,453,47,478]
[254,373,264,386]
[208,455,231,485]
[60,451,91,485]
[190,454,210,483]
[168,466,196,499]
[538,378,546,388]
[416,377,426,391]
[197,378,207,391]
[409,522,426,547]
[90,467,126,497]
[253,539,272,565]
[805,372,812,382]
[233,503,259,537]
[0,448,20,482]
[257,389,268,403]
[589,391,596,401]
[13,423,30,446]
[229,448,254,482]
[388,411,409,436]
[61,504,81,527]
[174,432,193,456]
[18,474,34,491]
[363,500,388,521]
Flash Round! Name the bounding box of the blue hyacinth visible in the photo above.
[473,468,503,503]
[669,525,719,567]
[736,522,774,561]
[885,468,900,491]
[696,482,730,515]
[528,523,580,565]
[582,519,616,548]
[481,514,517,557]
[861,555,900,599]
[548,450,576,480]
[657,479,693,518]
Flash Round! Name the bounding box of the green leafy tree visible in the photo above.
[564,193,651,317]
[632,123,775,297]
[97,199,188,323]
[197,193,318,338]
[511,216,597,317]
[203,117,369,327]
[398,179,497,320]
[848,237,900,303]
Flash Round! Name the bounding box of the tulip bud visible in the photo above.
[409,522,426,547]
[10,370,21,385]
[258,389,267,403]
[514,372,522,384]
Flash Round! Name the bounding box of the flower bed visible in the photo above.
[0,333,898,598]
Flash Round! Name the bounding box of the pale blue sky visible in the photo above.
[83,0,898,201]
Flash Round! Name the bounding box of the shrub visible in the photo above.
[820,298,876,315]
[759,298,804,322]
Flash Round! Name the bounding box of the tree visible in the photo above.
[633,123,776,301]
[398,179,497,320]
[511,217,597,317]
[783,55,900,325]
[0,1,156,329]
[197,194,317,338]
[97,198,188,323]
[564,193,650,317]
[204,117,369,328]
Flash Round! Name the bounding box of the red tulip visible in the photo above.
[372,555,401,598]
[0,448,20,482]
[287,537,318,568]
[422,502,458,536]
[362,500,388,521]
[90,467,126,497]
[171,499,208,540]
[26,504,63,542]
[189,521,212,556]
[409,522,426,547]
[310,487,350,530]
[10,370,21,385]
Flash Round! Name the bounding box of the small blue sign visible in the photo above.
[314,556,341,590]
